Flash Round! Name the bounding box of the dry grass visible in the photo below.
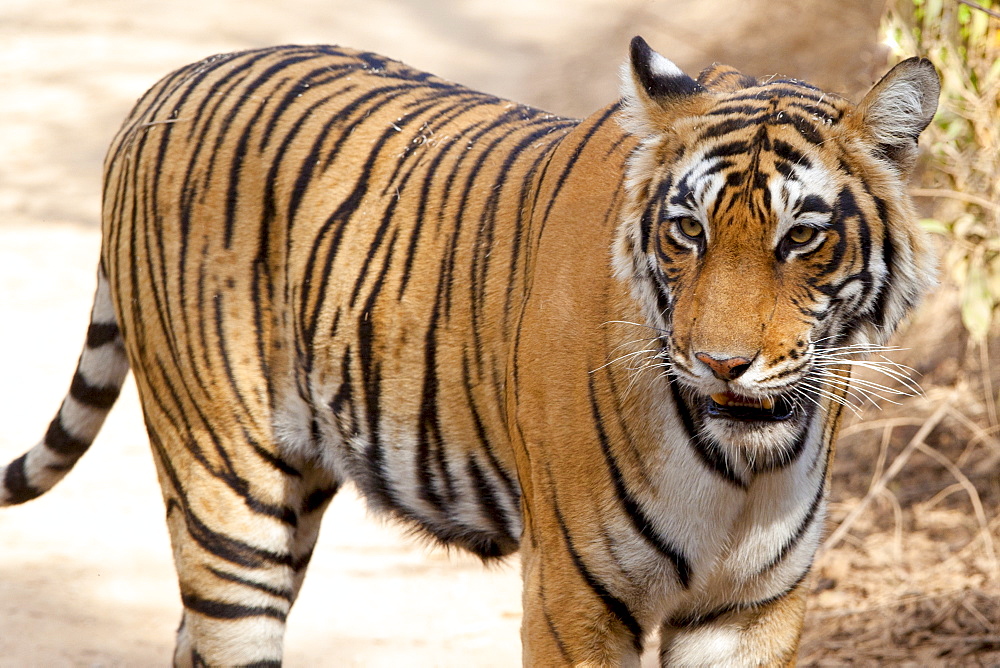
[801,394,1000,664]
[799,306,1000,663]
[798,4,1000,663]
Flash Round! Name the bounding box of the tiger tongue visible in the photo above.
[710,392,775,410]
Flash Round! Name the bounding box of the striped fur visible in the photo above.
[2,37,938,665]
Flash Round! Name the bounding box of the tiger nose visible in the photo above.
[694,352,753,381]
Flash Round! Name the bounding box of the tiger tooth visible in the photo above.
[710,393,729,406]
[761,398,774,410]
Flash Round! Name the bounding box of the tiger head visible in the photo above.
[614,37,939,460]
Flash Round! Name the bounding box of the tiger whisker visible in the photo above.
[796,378,866,414]
[592,346,663,374]
[802,368,913,411]
[812,372,916,400]
[813,359,916,379]
[602,320,672,335]
[600,338,664,365]
[810,362,922,396]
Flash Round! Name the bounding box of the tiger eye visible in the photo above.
[676,217,704,240]
[787,225,817,245]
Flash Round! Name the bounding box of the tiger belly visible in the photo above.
[275,375,525,559]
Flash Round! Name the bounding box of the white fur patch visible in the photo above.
[648,52,684,80]
[273,390,317,462]
[90,271,118,323]
[666,624,743,666]
[78,343,130,388]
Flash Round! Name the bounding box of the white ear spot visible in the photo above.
[648,50,685,79]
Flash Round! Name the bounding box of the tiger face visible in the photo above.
[617,38,938,462]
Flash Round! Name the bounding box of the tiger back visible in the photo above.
[1,37,938,666]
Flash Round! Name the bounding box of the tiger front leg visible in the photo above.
[657,578,808,667]
[519,520,645,668]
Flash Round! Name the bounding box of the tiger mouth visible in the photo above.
[706,391,794,422]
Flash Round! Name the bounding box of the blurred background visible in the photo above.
[0,0,996,665]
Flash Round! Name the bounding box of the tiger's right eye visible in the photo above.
[675,217,704,240]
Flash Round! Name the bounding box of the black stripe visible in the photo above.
[772,138,813,169]
[207,566,294,601]
[85,322,120,348]
[415,284,451,512]
[706,104,768,118]
[537,566,574,663]
[251,441,302,478]
[698,116,751,141]
[165,496,293,570]
[588,379,691,587]
[302,486,339,514]
[181,591,286,622]
[669,565,812,629]
[867,193,897,320]
[465,454,517,551]
[357,264,397,509]
[3,454,42,504]
[702,140,750,161]
[460,353,520,521]
[758,471,826,574]
[783,112,824,145]
[536,104,620,241]
[550,479,644,654]
[797,194,832,216]
[69,372,121,410]
[44,416,91,458]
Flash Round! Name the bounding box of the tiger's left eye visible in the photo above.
[786,225,817,246]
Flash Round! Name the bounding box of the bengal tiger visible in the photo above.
[1,36,938,665]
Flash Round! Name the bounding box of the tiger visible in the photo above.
[1,36,938,666]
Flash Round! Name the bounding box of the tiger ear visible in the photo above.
[856,57,940,176]
[619,36,706,136]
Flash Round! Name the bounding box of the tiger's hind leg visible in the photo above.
[164,451,339,667]
[136,387,339,667]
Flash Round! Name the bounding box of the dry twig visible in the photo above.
[823,403,950,552]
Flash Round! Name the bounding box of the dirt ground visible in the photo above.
[1,1,997,665]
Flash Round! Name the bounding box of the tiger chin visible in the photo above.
[1,34,938,667]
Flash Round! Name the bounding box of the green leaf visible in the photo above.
[961,263,995,341]
[919,217,950,234]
